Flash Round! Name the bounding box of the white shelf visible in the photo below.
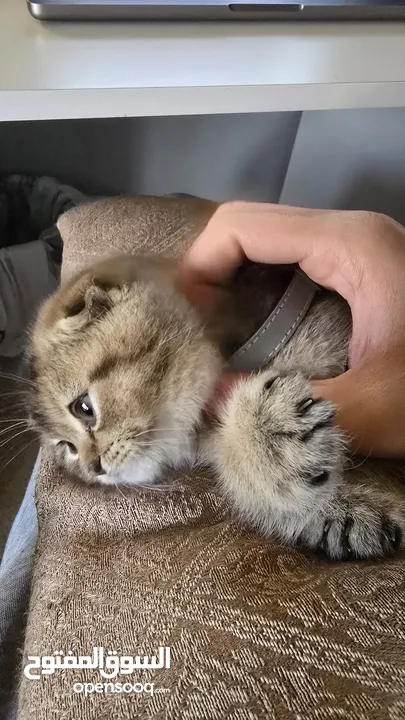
[2,0,405,121]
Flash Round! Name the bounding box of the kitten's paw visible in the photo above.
[258,372,342,476]
[211,370,405,562]
[298,493,404,560]
[213,371,345,525]
[235,370,344,486]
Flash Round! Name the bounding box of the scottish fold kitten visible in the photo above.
[27,254,405,561]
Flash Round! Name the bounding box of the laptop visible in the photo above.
[28,0,405,23]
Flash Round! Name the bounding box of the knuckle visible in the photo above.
[355,210,394,233]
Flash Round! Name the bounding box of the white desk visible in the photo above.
[2,0,405,122]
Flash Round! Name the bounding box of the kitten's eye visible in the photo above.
[57,441,78,455]
[69,393,96,426]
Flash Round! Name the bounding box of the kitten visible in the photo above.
[27,254,405,561]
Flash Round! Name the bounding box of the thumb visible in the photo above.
[312,349,405,458]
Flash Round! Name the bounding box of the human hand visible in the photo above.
[179,202,405,456]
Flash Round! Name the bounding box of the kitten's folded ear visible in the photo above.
[34,254,175,343]
[64,281,113,323]
[38,271,114,336]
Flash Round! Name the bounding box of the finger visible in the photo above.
[180,203,329,286]
[177,277,219,314]
[178,226,245,288]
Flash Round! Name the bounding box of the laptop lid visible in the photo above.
[28,0,405,23]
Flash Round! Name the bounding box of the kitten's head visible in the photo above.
[27,255,222,487]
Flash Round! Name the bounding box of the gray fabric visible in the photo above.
[0,175,86,357]
[0,241,58,357]
[229,270,318,372]
[0,456,39,720]
[0,175,85,252]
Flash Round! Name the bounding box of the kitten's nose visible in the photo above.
[88,457,105,475]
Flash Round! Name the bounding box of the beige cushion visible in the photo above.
[19,196,405,720]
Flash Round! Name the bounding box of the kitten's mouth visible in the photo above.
[91,372,241,487]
